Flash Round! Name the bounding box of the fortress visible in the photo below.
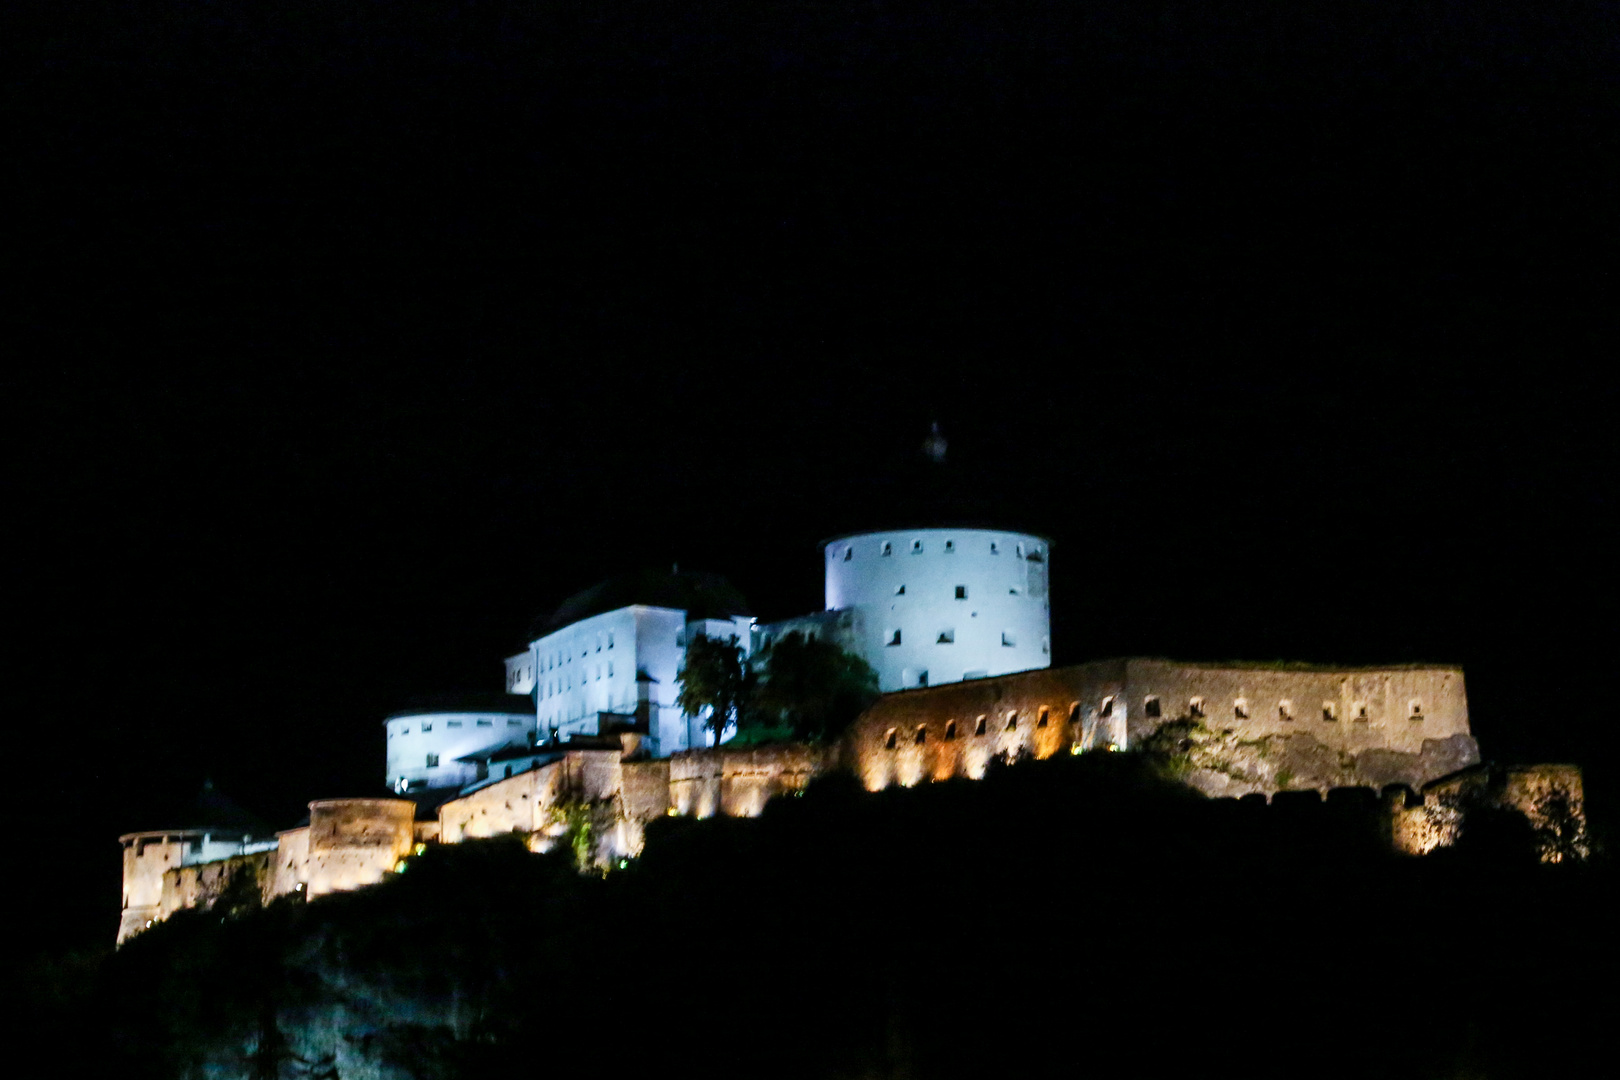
[117,523,1587,944]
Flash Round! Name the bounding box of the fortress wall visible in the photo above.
[439,765,558,844]
[160,850,273,919]
[618,759,672,856]
[847,661,1477,796]
[272,826,311,899]
[305,799,416,898]
[1391,763,1589,861]
[667,744,832,817]
[848,663,1124,791]
[1120,660,1470,755]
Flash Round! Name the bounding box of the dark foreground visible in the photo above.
[22,754,1614,1079]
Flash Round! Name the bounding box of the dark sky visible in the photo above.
[9,0,1617,946]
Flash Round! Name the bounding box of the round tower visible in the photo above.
[823,527,1051,691]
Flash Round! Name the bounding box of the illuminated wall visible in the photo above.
[848,659,1480,798]
[523,605,755,756]
[384,705,537,792]
[303,798,417,898]
[817,528,1052,692]
[117,828,278,943]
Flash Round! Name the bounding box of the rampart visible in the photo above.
[847,659,1480,797]
[1389,763,1589,861]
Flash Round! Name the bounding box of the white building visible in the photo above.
[759,528,1051,692]
[384,694,538,792]
[505,570,755,758]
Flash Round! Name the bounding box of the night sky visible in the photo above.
[10,0,1617,946]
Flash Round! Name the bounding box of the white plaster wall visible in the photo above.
[823,529,1052,691]
[384,708,536,791]
[503,651,536,695]
[531,608,643,741]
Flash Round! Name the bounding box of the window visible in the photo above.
[937,629,955,643]
[1354,702,1369,722]
[478,719,493,727]
[917,670,928,687]
[945,720,958,740]
[508,719,522,726]
[505,765,513,779]
[608,661,614,677]
[885,728,898,750]
[401,726,410,735]
[1069,702,1081,725]
[1409,699,1424,721]
[911,539,923,554]
[1100,696,1114,719]
[895,584,906,595]
[1001,631,1016,647]
[944,539,955,553]
[1234,698,1250,720]
[914,726,927,745]
[1037,708,1049,728]
[1189,697,1206,719]
[1278,700,1294,721]
[426,753,439,767]
[844,546,853,561]
[1009,586,1021,596]
[1322,702,1338,721]
[881,542,892,556]
[596,634,602,652]
[1026,547,1044,563]
[447,720,463,728]
[990,541,1000,555]
[955,585,967,599]
[1005,712,1018,730]
[975,715,988,735]
[887,629,902,646]
[607,632,614,649]
[1016,543,1025,558]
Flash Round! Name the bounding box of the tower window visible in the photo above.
[990,541,1000,555]
[911,539,923,554]
[426,753,439,768]
[944,539,955,553]
[1322,702,1338,721]
[844,546,854,561]
[1100,696,1114,719]
[607,632,614,649]
[937,629,954,643]
[975,715,988,735]
[1234,698,1250,720]
[1144,696,1161,718]
[1037,708,1049,728]
[1042,637,1050,654]
[945,720,958,740]
[887,629,902,646]
[1409,699,1424,721]
[447,720,463,728]
[955,585,967,599]
[1278,700,1294,721]
[917,670,929,687]
[477,719,494,727]
[1015,543,1025,558]
[885,728,898,750]
[1069,702,1081,725]
[1354,702,1369,721]
[1005,713,1018,730]
[1001,631,1016,647]
[881,542,892,556]
[914,726,927,745]
[1189,697,1206,719]
[1026,547,1044,563]
[895,584,906,595]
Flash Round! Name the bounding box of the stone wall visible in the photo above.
[160,849,273,919]
[846,659,1479,797]
[305,799,416,898]
[1390,763,1589,862]
[667,744,832,818]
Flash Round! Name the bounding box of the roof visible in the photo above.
[385,691,536,721]
[529,569,751,639]
[119,781,275,840]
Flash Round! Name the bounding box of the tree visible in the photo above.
[676,633,752,747]
[751,631,879,743]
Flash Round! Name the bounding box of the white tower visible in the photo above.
[821,528,1051,691]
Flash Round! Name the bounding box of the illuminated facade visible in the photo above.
[757,528,1052,692]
